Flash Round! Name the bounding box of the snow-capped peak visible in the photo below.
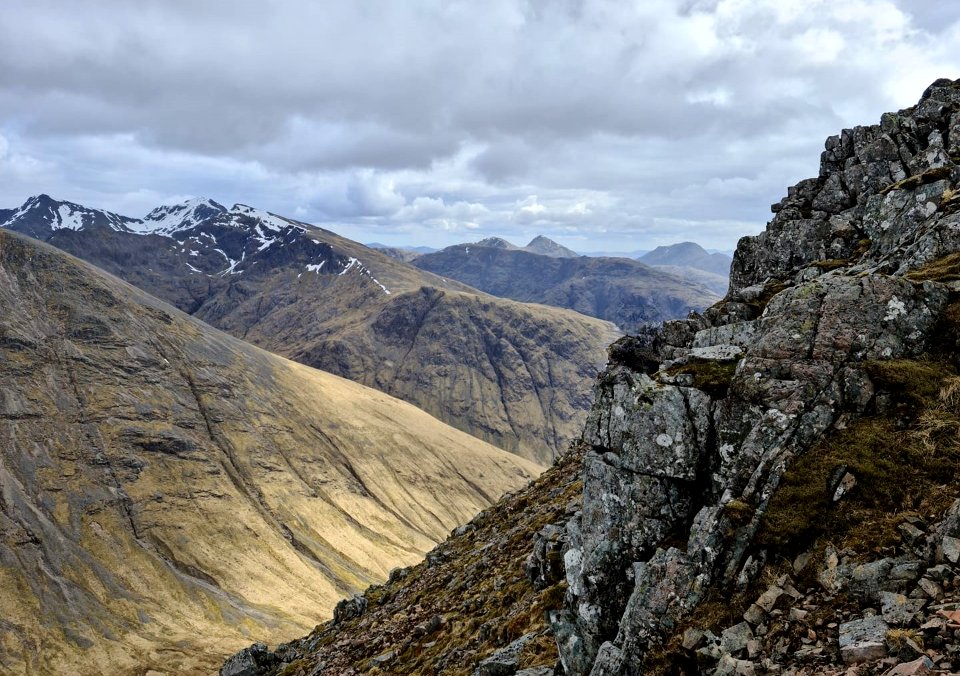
[229,203,304,233]
[0,194,137,232]
[134,198,227,235]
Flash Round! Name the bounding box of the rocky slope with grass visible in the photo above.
[0,198,619,464]
[0,230,541,674]
[229,78,960,675]
[412,242,718,333]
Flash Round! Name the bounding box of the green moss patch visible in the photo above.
[744,280,790,316]
[879,166,952,195]
[663,359,738,398]
[906,252,960,283]
[757,359,960,555]
[812,258,852,271]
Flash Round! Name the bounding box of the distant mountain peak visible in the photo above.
[639,241,732,277]
[525,235,579,258]
[475,236,518,249]
[648,241,706,255]
[137,197,227,235]
[1,194,137,234]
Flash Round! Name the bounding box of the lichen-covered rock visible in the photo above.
[838,615,889,664]
[474,632,538,676]
[220,642,278,676]
[526,524,568,590]
[550,79,960,675]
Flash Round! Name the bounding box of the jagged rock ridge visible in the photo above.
[0,230,540,674]
[233,78,960,675]
[0,197,620,464]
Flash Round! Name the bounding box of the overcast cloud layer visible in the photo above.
[1,0,959,252]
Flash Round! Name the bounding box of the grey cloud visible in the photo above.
[1,0,959,253]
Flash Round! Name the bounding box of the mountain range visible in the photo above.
[412,240,720,332]
[0,197,623,464]
[0,229,540,673]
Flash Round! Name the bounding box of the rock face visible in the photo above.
[0,230,541,674]
[0,198,619,464]
[217,77,960,676]
[546,78,960,673]
[413,244,719,332]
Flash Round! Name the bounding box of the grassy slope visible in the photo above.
[0,230,541,674]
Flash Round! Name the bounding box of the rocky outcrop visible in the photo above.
[549,78,960,674]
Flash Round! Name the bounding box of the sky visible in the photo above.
[1,1,959,253]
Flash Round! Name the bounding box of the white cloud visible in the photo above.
[0,1,958,250]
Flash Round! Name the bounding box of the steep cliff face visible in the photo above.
[0,231,541,674]
[553,77,960,674]
[232,79,960,676]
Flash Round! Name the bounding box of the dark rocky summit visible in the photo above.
[227,79,960,675]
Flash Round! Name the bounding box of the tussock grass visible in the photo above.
[757,358,960,554]
[907,252,960,283]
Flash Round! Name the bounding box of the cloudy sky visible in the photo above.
[1,1,959,252]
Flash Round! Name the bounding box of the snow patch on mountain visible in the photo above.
[135,198,227,235]
[336,256,390,294]
[230,204,301,233]
[1,195,136,232]
[339,257,360,276]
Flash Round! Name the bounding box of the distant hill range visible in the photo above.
[370,235,580,262]
[412,236,720,332]
[366,242,437,262]
[637,241,732,295]
[0,195,620,464]
[467,235,580,258]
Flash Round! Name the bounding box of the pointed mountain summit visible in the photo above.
[134,196,228,234]
[638,240,732,276]
[475,236,520,250]
[525,235,579,258]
